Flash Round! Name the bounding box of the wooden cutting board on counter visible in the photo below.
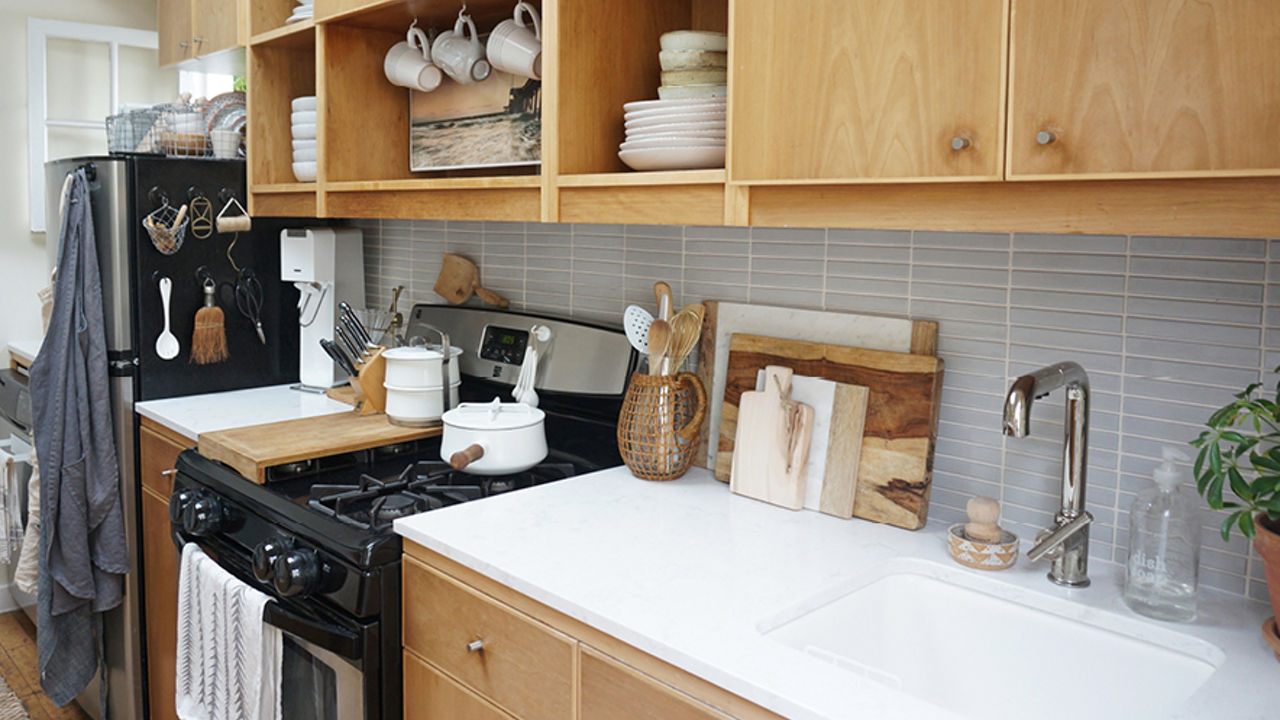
[717,333,944,530]
[731,366,815,510]
[198,412,441,483]
[695,301,937,471]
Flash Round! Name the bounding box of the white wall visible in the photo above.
[0,0,164,364]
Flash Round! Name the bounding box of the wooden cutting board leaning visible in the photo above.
[730,366,815,510]
[695,301,938,471]
[718,333,944,530]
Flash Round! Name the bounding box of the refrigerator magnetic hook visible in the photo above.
[195,265,214,284]
[148,186,168,209]
[79,163,96,181]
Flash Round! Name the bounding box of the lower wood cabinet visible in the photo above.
[138,418,189,720]
[403,541,784,720]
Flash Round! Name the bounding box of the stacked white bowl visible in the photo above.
[287,0,314,24]
[291,96,317,182]
[655,30,727,101]
[618,30,727,171]
[620,97,726,171]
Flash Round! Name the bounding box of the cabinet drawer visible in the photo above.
[404,650,515,720]
[402,557,574,720]
[581,646,733,720]
[140,423,188,497]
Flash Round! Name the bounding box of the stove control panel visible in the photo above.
[478,325,529,365]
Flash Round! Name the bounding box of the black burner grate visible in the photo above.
[307,460,578,531]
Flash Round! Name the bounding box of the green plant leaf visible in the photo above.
[1221,513,1239,542]
[1207,473,1226,509]
[1228,466,1253,502]
[1193,445,1208,478]
[1251,474,1280,498]
[1266,496,1280,514]
[1209,443,1223,478]
[1252,451,1280,473]
[1196,470,1213,496]
[1220,430,1248,444]
[1240,512,1257,539]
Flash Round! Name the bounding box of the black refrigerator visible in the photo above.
[42,155,304,720]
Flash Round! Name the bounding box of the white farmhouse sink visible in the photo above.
[762,560,1224,720]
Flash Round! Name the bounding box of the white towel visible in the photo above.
[0,436,31,565]
[175,543,282,720]
[14,443,39,593]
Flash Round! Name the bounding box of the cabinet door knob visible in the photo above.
[178,41,189,48]
[466,640,484,653]
[1036,130,1057,145]
[951,136,971,151]
[161,468,178,477]
[193,37,204,43]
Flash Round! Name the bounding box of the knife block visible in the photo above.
[349,347,387,415]
[617,372,707,481]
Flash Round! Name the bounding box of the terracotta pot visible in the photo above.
[1253,513,1280,621]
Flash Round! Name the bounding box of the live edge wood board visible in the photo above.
[717,334,944,531]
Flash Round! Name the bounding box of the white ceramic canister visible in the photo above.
[382,346,463,388]
[384,382,461,427]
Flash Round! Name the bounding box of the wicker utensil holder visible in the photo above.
[617,372,707,481]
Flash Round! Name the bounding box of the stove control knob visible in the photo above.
[252,539,290,583]
[273,548,320,598]
[183,494,222,537]
[169,490,199,525]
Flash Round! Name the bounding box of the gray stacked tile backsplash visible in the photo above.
[351,217,1275,604]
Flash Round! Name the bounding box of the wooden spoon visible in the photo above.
[647,319,671,376]
[654,281,673,322]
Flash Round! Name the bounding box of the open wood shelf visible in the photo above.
[250,19,316,48]
[557,170,726,187]
[326,176,542,192]
[251,182,319,193]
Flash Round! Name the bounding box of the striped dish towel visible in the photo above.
[175,543,282,720]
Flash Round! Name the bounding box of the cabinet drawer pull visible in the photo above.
[466,639,484,653]
[161,468,178,477]
[178,41,189,48]
[1036,130,1057,145]
[951,136,971,151]
[193,37,204,43]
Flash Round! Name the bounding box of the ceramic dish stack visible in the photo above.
[291,96,317,182]
[287,0,314,24]
[657,31,727,100]
[620,97,726,171]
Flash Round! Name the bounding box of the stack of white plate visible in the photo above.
[620,97,726,171]
[656,31,727,101]
[287,0,314,24]
[291,96,317,182]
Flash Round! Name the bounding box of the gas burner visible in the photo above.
[372,442,419,461]
[372,494,427,523]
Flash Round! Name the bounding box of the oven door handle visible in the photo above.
[262,601,362,661]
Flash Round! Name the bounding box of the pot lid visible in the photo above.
[383,345,463,361]
[442,397,545,430]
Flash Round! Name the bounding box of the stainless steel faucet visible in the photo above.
[1003,362,1093,588]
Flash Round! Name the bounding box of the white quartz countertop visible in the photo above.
[395,466,1279,720]
[7,340,41,365]
[135,384,351,441]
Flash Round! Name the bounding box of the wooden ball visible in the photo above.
[966,496,1000,525]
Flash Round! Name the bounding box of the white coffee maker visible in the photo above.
[280,227,365,390]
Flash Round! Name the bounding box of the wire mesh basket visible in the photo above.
[143,201,190,255]
[106,106,165,154]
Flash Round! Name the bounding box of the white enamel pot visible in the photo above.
[384,382,460,427]
[382,346,462,388]
[440,398,547,475]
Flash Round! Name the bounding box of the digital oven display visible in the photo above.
[479,326,529,365]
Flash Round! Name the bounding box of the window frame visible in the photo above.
[26,18,159,233]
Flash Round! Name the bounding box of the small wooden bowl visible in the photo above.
[1263,617,1280,662]
[947,523,1018,571]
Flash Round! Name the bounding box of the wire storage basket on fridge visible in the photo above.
[106,106,166,154]
[105,102,211,157]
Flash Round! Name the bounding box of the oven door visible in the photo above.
[175,534,385,720]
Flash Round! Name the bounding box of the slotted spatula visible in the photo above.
[624,304,653,354]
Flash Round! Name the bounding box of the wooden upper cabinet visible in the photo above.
[157,0,194,67]
[729,0,1007,183]
[191,0,241,57]
[1009,0,1280,179]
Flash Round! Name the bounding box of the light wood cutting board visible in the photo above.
[695,301,937,471]
[199,412,442,483]
[731,366,814,510]
[717,333,944,530]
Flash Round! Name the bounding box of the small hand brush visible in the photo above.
[190,277,229,364]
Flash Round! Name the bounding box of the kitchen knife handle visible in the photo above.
[674,372,707,444]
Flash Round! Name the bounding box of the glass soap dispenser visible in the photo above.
[1124,447,1200,622]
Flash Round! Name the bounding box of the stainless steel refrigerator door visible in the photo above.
[44,157,132,353]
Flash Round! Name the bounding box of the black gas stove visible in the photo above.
[169,306,637,720]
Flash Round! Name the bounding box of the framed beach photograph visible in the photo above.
[409,70,541,172]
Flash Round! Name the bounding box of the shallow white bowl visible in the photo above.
[620,137,725,152]
[626,120,726,137]
[623,96,726,114]
[293,147,317,162]
[624,111,726,130]
[619,145,725,172]
[292,123,317,139]
[290,110,316,125]
[658,84,727,100]
[659,30,728,52]
[291,96,317,112]
[626,131,726,144]
[292,161,317,182]
[292,138,317,150]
